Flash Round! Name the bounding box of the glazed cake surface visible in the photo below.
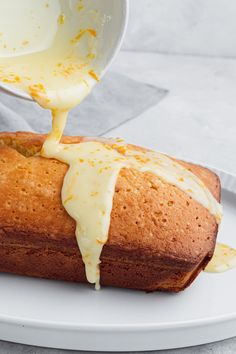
[0,132,221,291]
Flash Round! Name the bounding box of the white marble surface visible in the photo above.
[124,0,236,57]
[0,50,235,353]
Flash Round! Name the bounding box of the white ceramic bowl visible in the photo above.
[0,0,129,101]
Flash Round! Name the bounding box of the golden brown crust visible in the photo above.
[0,132,221,291]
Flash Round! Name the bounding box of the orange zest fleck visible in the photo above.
[70,28,97,44]
[63,195,73,204]
[87,29,97,37]
[58,14,65,25]
[29,83,46,94]
[88,70,99,82]
[22,40,29,46]
[87,53,96,60]
[111,144,127,155]
[133,154,150,163]
[28,83,50,103]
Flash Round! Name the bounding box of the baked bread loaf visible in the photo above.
[0,132,221,292]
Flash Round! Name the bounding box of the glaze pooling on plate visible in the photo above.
[205,243,236,273]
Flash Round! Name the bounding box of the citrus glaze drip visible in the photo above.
[41,110,223,287]
[0,0,225,287]
[205,243,236,273]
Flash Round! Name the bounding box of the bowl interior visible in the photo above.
[0,0,128,101]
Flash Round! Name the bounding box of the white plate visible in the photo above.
[0,169,235,352]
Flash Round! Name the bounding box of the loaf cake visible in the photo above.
[0,132,221,292]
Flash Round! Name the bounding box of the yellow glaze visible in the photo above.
[41,110,223,287]
[0,0,99,111]
[205,243,236,273]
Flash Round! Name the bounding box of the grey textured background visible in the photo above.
[124,0,236,57]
